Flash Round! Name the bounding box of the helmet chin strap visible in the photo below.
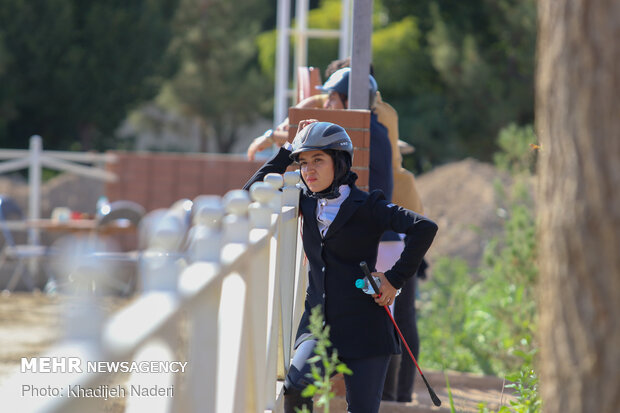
[300,176,342,200]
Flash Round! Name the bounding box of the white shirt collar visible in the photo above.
[316,185,351,237]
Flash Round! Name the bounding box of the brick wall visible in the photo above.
[104,152,264,211]
[102,111,371,250]
[103,151,264,251]
[288,108,371,191]
[105,109,371,210]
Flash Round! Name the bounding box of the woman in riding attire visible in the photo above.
[244,120,437,413]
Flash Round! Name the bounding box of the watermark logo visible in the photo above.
[21,357,82,373]
[20,357,188,374]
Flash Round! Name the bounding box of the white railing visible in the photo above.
[0,171,307,413]
[0,135,117,243]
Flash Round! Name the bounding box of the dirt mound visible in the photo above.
[415,158,510,269]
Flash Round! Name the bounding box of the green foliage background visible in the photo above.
[167,0,273,153]
[417,124,541,410]
[418,125,538,376]
[0,0,179,150]
[0,0,535,161]
[256,0,536,167]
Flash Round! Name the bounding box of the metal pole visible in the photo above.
[348,0,373,110]
[274,0,292,125]
[339,0,352,59]
[28,135,42,283]
[294,0,309,104]
[28,135,42,247]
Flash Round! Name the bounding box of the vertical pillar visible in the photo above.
[55,236,110,341]
[248,182,278,410]
[339,0,352,59]
[141,209,186,293]
[263,173,285,213]
[222,190,251,246]
[181,198,225,413]
[294,0,310,106]
[27,135,42,281]
[274,0,292,125]
[348,0,373,110]
[28,135,42,246]
[187,196,224,263]
[278,171,301,376]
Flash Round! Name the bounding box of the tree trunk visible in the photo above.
[213,119,238,154]
[536,1,620,412]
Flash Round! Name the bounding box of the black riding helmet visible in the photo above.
[290,122,357,199]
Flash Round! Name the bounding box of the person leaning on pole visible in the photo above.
[247,59,427,402]
[243,120,437,413]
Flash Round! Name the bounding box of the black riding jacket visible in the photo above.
[244,147,437,358]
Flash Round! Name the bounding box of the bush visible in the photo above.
[417,122,541,410]
[417,194,537,377]
[417,122,538,377]
[298,306,351,413]
[493,123,538,175]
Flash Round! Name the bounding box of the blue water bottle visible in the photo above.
[355,276,381,295]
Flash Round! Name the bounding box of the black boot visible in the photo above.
[284,386,313,413]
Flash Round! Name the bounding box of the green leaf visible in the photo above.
[301,384,317,398]
[336,364,353,375]
[307,355,321,364]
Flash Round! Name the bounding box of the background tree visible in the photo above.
[537,0,620,411]
[0,0,178,150]
[168,0,272,153]
[379,0,536,168]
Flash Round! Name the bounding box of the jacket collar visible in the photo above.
[324,186,366,238]
[300,185,368,239]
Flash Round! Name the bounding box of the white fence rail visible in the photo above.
[0,171,306,413]
[0,135,117,242]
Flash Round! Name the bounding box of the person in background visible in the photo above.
[317,67,394,201]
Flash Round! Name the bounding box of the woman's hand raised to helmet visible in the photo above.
[297,119,319,133]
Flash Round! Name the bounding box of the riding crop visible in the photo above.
[359,261,441,407]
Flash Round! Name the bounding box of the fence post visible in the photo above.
[53,236,111,341]
[281,170,301,207]
[222,190,251,246]
[141,209,187,292]
[262,174,285,408]
[126,204,186,413]
[248,182,279,410]
[264,173,284,212]
[219,190,253,412]
[279,170,302,375]
[187,196,224,263]
[181,196,225,413]
[28,135,42,279]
